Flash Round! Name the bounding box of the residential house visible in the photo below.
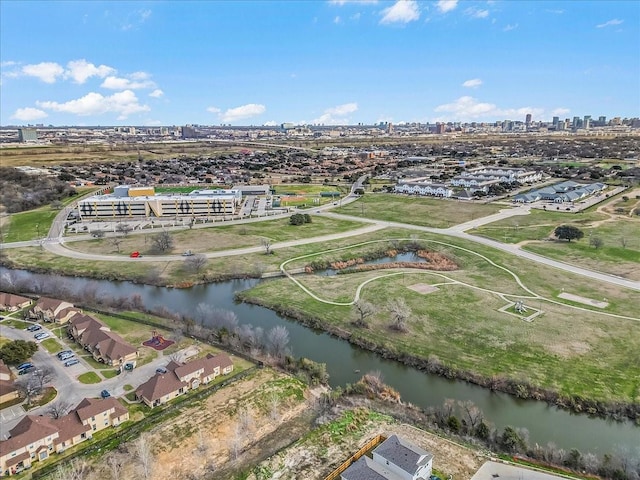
[68,314,138,367]
[513,181,607,204]
[372,435,433,480]
[341,434,433,480]
[394,180,453,198]
[31,297,77,323]
[0,360,19,405]
[0,293,31,313]
[0,397,129,476]
[136,353,233,408]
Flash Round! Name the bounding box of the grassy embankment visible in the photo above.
[1,186,99,243]
[335,193,504,228]
[237,231,640,406]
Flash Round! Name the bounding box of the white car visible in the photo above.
[34,332,50,341]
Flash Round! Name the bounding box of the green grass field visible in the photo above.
[272,184,348,195]
[2,207,59,243]
[78,372,102,384]
[40,338,63,354]
[335,193,503,228]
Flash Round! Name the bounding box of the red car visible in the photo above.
[130,251,140,258]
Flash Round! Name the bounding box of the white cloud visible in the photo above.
[37,90,149,118]
[121,8,152,31]
[434,96,544,121]
[21,62,65,83]
[149,89,164,98]
[313,102,358,124]
[462,78,482,88]
[436,0,458,13]
[551,107,570,116]
[334,15,342,23]
[503,23,518,31]
[596,19,623,28]
[465,7,489,19]
[65,59,115,84]
[214,104,266,123]
[101,74,155,90]
[11,107,48,121]
[1,61,17,67]
[263,121,278,126]
[380,0,420,24]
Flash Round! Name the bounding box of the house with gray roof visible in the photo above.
[341,434,433,480]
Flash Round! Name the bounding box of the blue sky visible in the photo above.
[1,0,638,126]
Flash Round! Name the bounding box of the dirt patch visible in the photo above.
[558,292,609,308]
[408,283,439,294]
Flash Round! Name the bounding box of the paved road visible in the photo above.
[2,185,638,291]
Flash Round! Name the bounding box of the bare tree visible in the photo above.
[107,455,122,480]
[196,427,209,454]
[388,298,411,332]
[266,325,290,359]
[47,399,72,419]
[51,458,88,480]
[229,422,243,460]
[90,229,106,238]
[32,365,55,391]
[110,236,123,253]
[116,223,132,236]
[353,300,376,328]
[135,433,155,480]
[238,407,255,433]
[269,393,281,422]
[151,231,174,253]
[589,236,604,249]
[261,238,273,255]
[15,377,41,406]
[458,400,483,433]
[185,253,208,273]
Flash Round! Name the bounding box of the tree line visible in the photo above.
[0,167,76,213]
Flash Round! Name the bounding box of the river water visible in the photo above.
[1,267,637,454]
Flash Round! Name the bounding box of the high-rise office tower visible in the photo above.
[583,115,591,129]
[525,113,532,125]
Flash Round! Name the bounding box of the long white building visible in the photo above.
[78,186,241,220]
[394,178,453,197]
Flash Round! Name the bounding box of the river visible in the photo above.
[1,267,637,454]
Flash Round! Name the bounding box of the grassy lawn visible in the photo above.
[335,193,503,228]
[78,372,102,384]
[273,183,348,195]
[63,215,367,258]
[470,211,640,279]
[40,338,62,354]
[237,230,640,405]
[101,369,119,379]
[0,318,30,329]
[25,387,57,410]
[2,206,59,243]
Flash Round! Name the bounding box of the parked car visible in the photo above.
[64,358,80,367]
[59,353,75,361]
[34,332,50,340]
[57,350,73,359]
[182,250,193,256]
[100,390,111,398]
[156,367,167,374]
[18,366,36,375]
[130,251,140,258]
[26,324,42,332]
[17,362,34,371]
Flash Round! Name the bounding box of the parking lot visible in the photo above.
[0,314,197,433]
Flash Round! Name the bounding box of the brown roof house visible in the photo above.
[0,293,32,312]
[0,397,129,476]
[0,360,19,405]
[31,297,79,324]
[136,353,233,408]
[68,314,138,367]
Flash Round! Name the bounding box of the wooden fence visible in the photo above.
[323,434,387,480]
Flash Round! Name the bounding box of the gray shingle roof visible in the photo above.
[373,434,433,476]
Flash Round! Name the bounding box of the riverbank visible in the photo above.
[235,291,640,423]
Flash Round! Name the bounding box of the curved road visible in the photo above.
[2,182,639,292]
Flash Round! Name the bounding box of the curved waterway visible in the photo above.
[1,268,637,453]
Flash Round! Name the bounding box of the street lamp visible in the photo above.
[35,223,40,239]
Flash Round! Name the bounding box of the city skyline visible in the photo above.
[1,0,639,127]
